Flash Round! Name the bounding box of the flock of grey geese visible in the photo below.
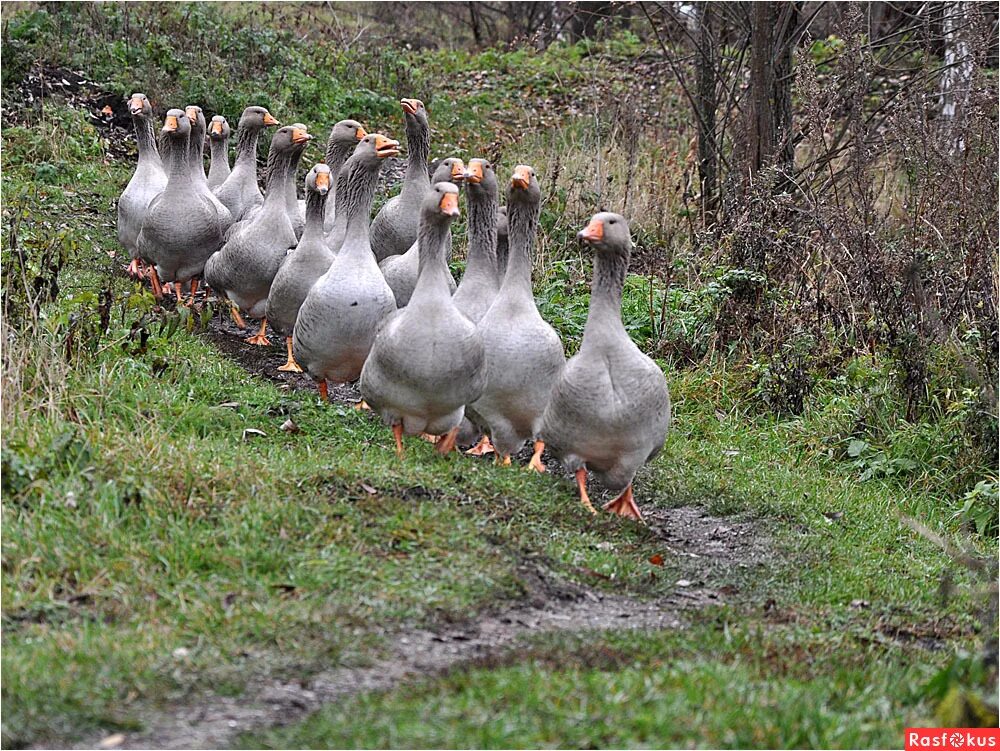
[117,93,671,520]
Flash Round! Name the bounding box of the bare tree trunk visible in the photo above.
[747,2,800,182]
[468,1,483,46]
[939,1,972,152]
[695,1,718,222]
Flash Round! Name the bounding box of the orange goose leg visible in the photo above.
[229,302,247,329]
[435,427,460,455]
[318,381,329,402]
[277,337,303,372]
[149,267,164,300]
[392,423,405,458]
[527,440,546,473]
[576,468,597,515]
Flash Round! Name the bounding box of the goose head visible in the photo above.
[434,157,466,185]
[307,162,333,196]
[400,98,427,122]
[508,164,540,205]
[184,105,206,133]
[238,105,280,131]
[128,92,154,118]
[578,212,631,255]
[209,115,231,142]
[161,107,192,142]
[328,119,367,150]
[354,133,401,163]
[464,158,496,196]
[270,123,313,155]
[424,182,461,221]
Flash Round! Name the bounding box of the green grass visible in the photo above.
[2,5,996,747]
[243,621,941,749]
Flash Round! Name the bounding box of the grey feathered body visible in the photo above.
[541,241,671,493]
[542,333,670,492]
[117,116,165,261]
[361,248,485,436]
[138,186,224,283]
[472,292,564,457]
[292,252,396,385]
[204,202,296,318]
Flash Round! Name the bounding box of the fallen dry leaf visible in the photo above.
[648,553,665,566]
[217,401,240,409]
[360,483,378,495]
[98,733,125,749]
[101,105,113,115]
[242,428,266,440]
[676,579,692,587]
[279,419,300,433]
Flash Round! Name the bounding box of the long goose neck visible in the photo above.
[583,249,629,344]
[161,132,191,184]
[234,124,261,169]
[300,188,328,242]
[466,190,498,275]
[324,145,352,207]
[263,147,294,206]
[413,218,453,297]
[134,115,161,168]
[401,117,430,197]
[209,138,229,167]
[187,123,206,179]
[340,158,380,250]
[500,197,539,297]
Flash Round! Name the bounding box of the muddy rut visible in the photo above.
[73,305,770,750]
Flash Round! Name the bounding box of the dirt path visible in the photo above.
[68,308,771,749]
[80,503,767,750]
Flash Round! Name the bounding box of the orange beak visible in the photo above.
[465,160,484,184]
[450,159,466,181]
[511,165,532,190]
[355,125,367,140]
[263,112,279,126]
[578,217,604,243]
[439,192,460,217]
[129,96,144,115]
[401,98,423,115]
[315,170,331,194]
[291,127,312,144]
[373,134,401,158]
[163,115,179,132]
[210,120,225,135]
[185,106,199,123]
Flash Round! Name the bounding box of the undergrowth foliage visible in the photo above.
[1,3,998,745]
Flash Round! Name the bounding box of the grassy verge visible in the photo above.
[2,6,996,747]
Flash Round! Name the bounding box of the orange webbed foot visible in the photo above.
[245,318,271,346]
[465,435,495,456]
[603,485,644,523]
